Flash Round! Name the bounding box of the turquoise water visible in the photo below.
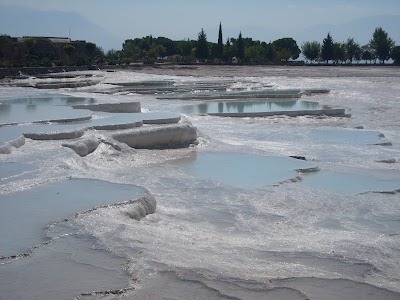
[168,152,399,194]
[170,152,316,188]
[180,100,332,114]
[0,162,36,184]
[304,127,386,145]
[0,178,145,256]
[301,171,400,195]
[0,94,94,125]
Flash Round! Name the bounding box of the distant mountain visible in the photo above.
[0,5,121,50]
[296,14,400,46]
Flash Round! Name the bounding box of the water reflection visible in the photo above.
[26,99,37,112]
[181,100,329,114]
[0,103,11,116]
[0,95,95,125]
[164,88,302,100]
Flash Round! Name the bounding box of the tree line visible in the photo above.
[303,28,399,64]
[110,23,302,65]
[107,24,399,65]
[1,24,399,68]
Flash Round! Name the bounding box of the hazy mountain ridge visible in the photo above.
[0,5,121,50]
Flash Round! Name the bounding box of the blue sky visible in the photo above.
[1,0,399,49]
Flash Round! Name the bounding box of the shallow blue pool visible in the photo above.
[0,178,145,256]
[170,152,316,188]
[301,170,400,195]
[180,100,334,114]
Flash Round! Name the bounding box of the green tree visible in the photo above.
[122,39,142,61]
[63,44,75,55]
[321,32,334,64]
[176,39,196,63]
[106,49,120,65]
[265,42,276,62]
[196,28,209,61]
[244,45,265,63]
[223,38,236,62]
[24,37,36,64]
[354,48,362,63]
[97,46,105,55]
[369,27,394,64]
[243,37,258,49]
[148,44,166,59]
[272,38,300,61]
[345,38,361,63]
[86,42,103,64]
[217,22,224,59]
[154,36,176,56]
[276,48,292,61]
[237,32,245,61]
[391,46,400,65]
[0,35,12,61]
[24,38,35,52]
[177,39,195,56]
[210,43,219,60]
[333,42,346,64]
[361,45,374,64]
[301,41,320,63]
[86,42,96,57]
[63,44,75,65]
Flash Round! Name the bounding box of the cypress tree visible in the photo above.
[217,22,224,59]
[321,32,334,64]
[237,32,244,60]
[265,42,276,62]
[196,28,209,61]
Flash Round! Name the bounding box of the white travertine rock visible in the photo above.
[0,135,25,154]
[34,80,97,89]
[8,135,25,148]
[0,143,12,154]
[112,121,197,149]
[92,120,143,130]
[73,102,141,113]
[125,192,157,221]
[142,116,181,124]
[24,129,85,140]
[62,138,101,157]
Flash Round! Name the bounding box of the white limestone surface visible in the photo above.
[62,138,101,157]
[72,102,141,113]
[0,135,25,154]
[24,129,85,140]
[112,120,197,149]
[92,120,143,131]
[124,191,157,221]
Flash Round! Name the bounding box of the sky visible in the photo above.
[1,0,400,49]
